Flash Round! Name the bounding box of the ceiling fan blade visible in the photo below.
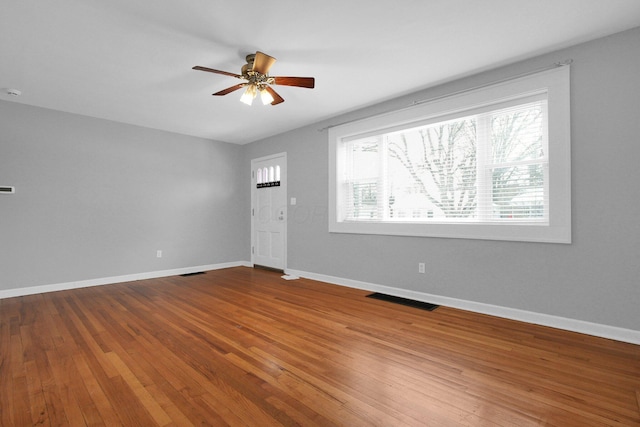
[272,76,315,89]
[192,66,243,79]
[253,51,277,74]
[212,84,246,96]
[266,86,284,105]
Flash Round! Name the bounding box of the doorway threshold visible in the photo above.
[253,264,284,274]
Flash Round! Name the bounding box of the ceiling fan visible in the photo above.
[193,51,315,106]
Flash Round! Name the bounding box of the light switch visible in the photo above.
[290,197,297,205]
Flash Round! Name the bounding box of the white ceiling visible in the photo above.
[2,0,640,145]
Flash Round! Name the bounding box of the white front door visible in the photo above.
[251,153,287,270]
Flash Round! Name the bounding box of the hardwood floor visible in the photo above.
[1,267,639,426]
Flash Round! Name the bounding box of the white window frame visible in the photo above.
[328,66,571,243]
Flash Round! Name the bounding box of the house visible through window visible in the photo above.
[329,66,571,243]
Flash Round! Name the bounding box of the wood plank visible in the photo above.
[23,359,48,426]
[104,351,173,426]
[0,301,14,426]
[72,353,123,426]
[43,349,85,426]
[1,266,639,426]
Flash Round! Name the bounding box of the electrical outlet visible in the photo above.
[418,263,425,274]
[157,250,162,258]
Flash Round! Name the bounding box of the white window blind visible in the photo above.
[342,96,548,224]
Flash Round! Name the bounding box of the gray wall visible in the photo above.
[0,101,246,289]
[244,27,640,331]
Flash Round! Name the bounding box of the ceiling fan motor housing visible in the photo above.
[242,54,256,75]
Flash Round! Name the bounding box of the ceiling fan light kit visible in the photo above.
[193,51,315,106]
[259,88,274,105]
[240,84,257,105]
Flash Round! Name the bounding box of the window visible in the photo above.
[329,67,571,243]
[256,164,281,188]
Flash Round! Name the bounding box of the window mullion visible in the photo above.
[541,100,550,220]
[476,114,491,221]
[380,136,388,220]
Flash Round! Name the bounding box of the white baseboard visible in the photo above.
[4,263,637,346]
[0,261,251,300]
[285,268,640,346]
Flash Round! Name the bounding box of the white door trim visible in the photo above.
[251,152,287,270]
